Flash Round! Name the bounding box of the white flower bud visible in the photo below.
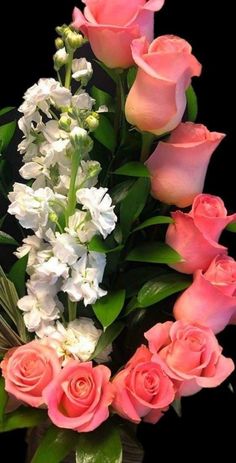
[53,47,69,71]
[66,31,84,49]
[85,114,99,132]
[58,115,72,131]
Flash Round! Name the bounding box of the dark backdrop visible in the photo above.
[0,1,235,461]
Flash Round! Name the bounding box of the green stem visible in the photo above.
[140,132,155,163]
[68,299,77,322]
[65,51,74,89]
[66,147,82,225]
[57,71,63,86]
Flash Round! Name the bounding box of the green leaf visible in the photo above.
[90,321,125,360]
[76,421,122,463]
[88,235,123,254]
[226,222,236,232]
[0,231,18,246]
[127,67,138,89]
[93,289,126,329]
[172,398,182,418]
[137,273,191,308]
[110,179,135,205]
[126,242,182,264]
[114,162,149,178]
[0,107,14,117]
[186,85,198,122]
[31,425,77,463]
[0,121,16,151]
[91,86,114,111]
[133,215,173,232]
[0,377,8,425]
[120,177,150,241]
[118,266,168,298]
[93,115,116,152]
[0,407,46,432]
[8,254,28,298]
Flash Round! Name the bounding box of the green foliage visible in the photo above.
[31,425,78,463]
[0,407,46,432]
[126,242,182,264]
[92,289,126,328]
[114,161,149,178]
[76,421,122,463]
[120,177,150,240]
[8,254,28,298]
[186,85,198,122]
[90,321,125,360]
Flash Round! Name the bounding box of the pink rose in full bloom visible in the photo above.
[112,345,175,424]
[174,255,236,333]
[146,123,225,207]
[125,35,201,135]
[189,194,235,241]
[72,0,165,69]
[0,340,61,408]
[165,193,235,273]
[43,361,114,432]
[145,321,234,396]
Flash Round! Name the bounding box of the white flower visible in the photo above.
[18,113,42,161]
[72,58,93,84]
[19,78,71,118]
[8,184,66,233]
[62,252,107,305]
[44,318,111,364]
[77,187,117,239]
[65,210,97,243]
[14,235,48,274]
[18,290,62,333]
[33,256,69,285]
[19,159,48,180]
[48,231,86,266]
[71,93,95,111]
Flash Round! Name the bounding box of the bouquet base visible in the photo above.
[26,423,144,463]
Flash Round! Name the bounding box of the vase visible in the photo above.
[26,423,144,463]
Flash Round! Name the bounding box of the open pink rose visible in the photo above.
[43,360,114,432]
[166,210,227,274]
[174,255,236,333]
[0,340,61,408]
[145,321,234,396]
[189,194,235,241]
[125,35,201,135]
[146,123,225,207]
[112,345,175,424]
[72,0,164,69]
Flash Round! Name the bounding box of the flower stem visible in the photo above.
[65,51,74,89]
[140,132,155,163]
[68,299,77,322]
[66,147,81,225]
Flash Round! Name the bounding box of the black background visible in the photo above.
[0,1,236,461]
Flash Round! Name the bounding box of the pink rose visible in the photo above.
[174,255,236,333]
[145,321,234,396]
[189,194,235,241]
[112,345,175,424]
[166,210,227,274]
[125,35,201,135]
[146,123,225,207]
[72,0,164,69]
[43,361,114,432]
[0,340,61,408]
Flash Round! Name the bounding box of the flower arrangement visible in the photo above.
[0,1,235,462]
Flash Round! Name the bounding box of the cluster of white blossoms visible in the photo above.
[8,59,117,348]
